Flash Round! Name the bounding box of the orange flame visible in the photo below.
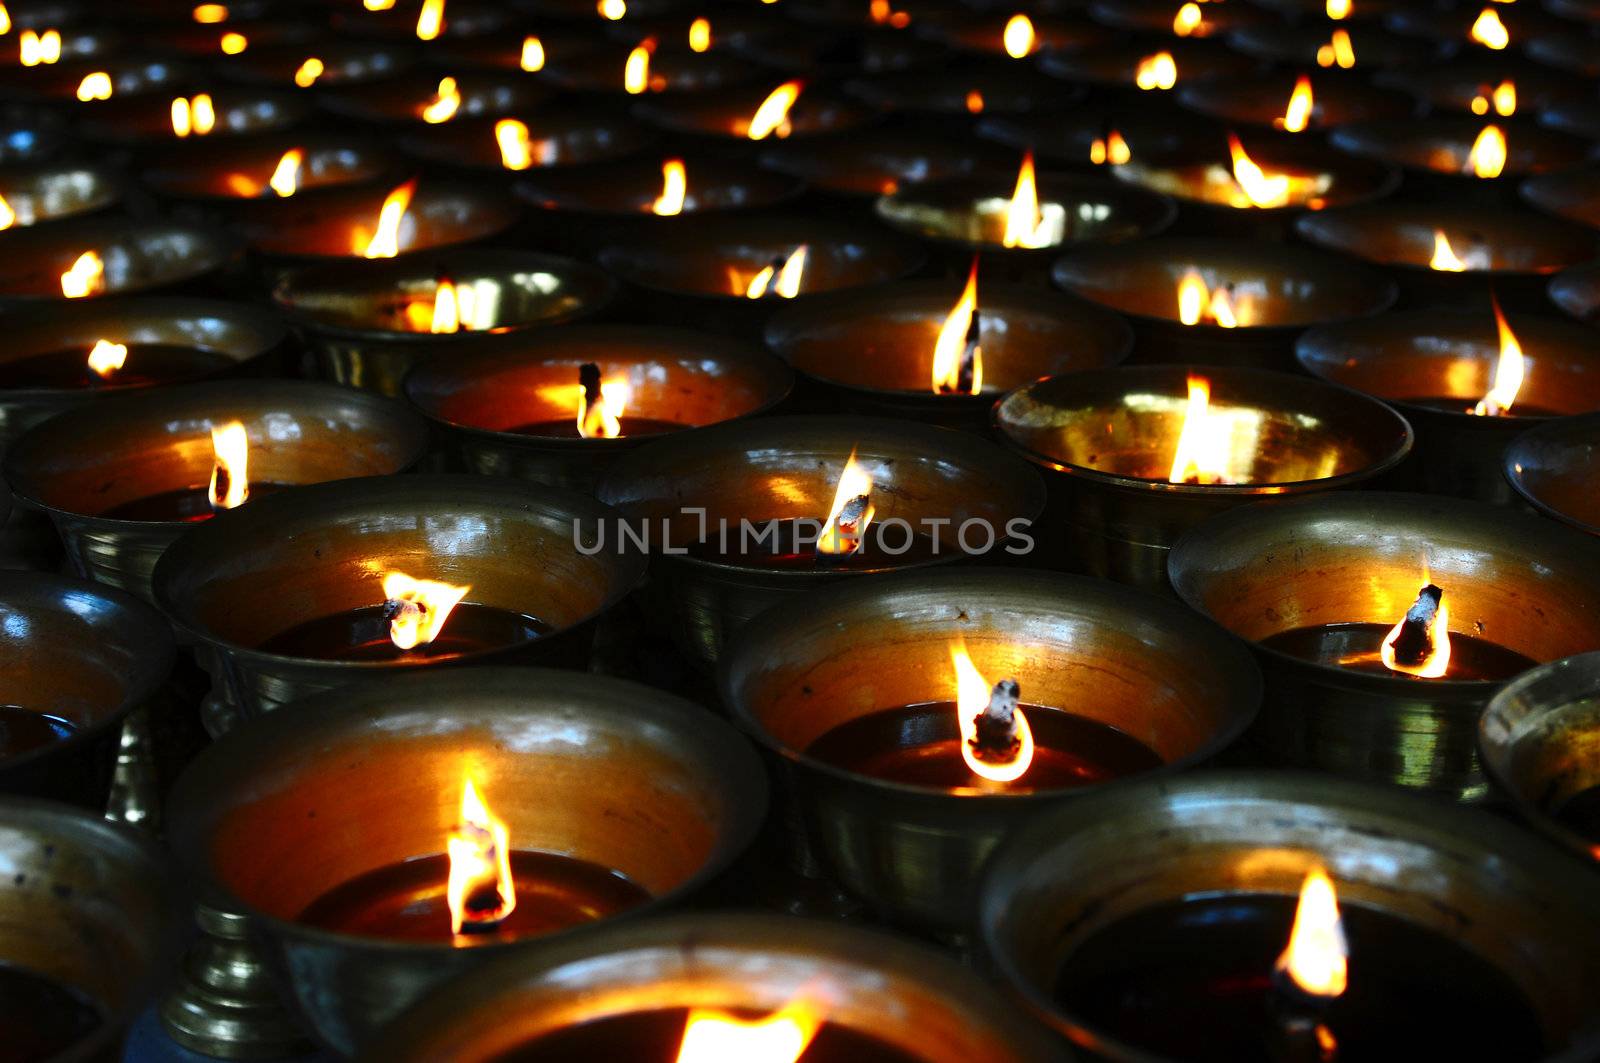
[1135,51,1177,90]
[294,56,323,87]
[1227,133,1313,209]
[598,0,625,19]
[361,179,416,259]
[86,339,126,378]
[817,448,874,556]
[416,0,445,40]
[429,277,462,333]
[951,642,1034,783]
[445,778,516,936]
[931,258,982,395]
[1003,14,1035,57]
[965,89,984,113]
[521,35,545,71]
[19,28,60,65]
[746,80,802,140]
[1002,150,1051,249]
[76,71,112,100]
[1278,76,1314,133]
[207,420,250,510]
[220,31,247,53]
[421,75,460,123]
[60,250,103,297]
[364,0,395,8]
[1380,582,1452,678]
[1090,130,1131,165]
[1466,124,1506,178]
[1327,0,1350,18]
[744,245,808,299]
[1277,868,1348,998]
[0,5,9,33]
[651,158,686,215]
[170,94,216,137]
[675,998,824,1063]
[1471,79,1515,116]
[1470,295,1524,416]
[268,148,302,197]
[1167,374,1238,483]
[0,192,10,228]
[383,571,470,650]
[688,17,710,51]
[1470,7,1508,49]
[869,0,909,27]
[1317,28,1355,68]
[576,375,629,438]
[624,37,655,94]
[1173,2,1204,37]
[193,3,228,22]
[1430,230,1468,271]
[495,118,534,170]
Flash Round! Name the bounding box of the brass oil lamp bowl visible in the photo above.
[0,799,182,1062]
[596,214,925,338]
[1089,0,1271,37]
[1384,4,1569,48]
[222,39,415,90]
[976,104,1208,171]
[3,379,429,600]
[597,414,1046,669]
[0,572,173,807]
[1227,22,1442,70]
[1542,98,1600,141]
[719,566,1260,931]
[0,160,122,229]
[920,10,1112,58]
[631,80,877,147]
[1293,200,1596,310]
[1177,72,1414,132]
[1329,117,1589,202]
[403,324,793,490]
[844,63,1086,120]
[151,475,647,718]
[164,666,766,1054]
[335,0,510,40]
[994,365,1412,590]
[1504,412,1600,536]
[538,41,763,96]
[759,127,1013,203]
[979,771,1600,1063]
[143,132,401,209]
[273,247,615,395]
[0,296,289,446]
[1374,57,1582,118]
[81,89,309,148]
[1523,165,1600,230]
[0,217,240,305]
[1296,307,1600,502]
[361,913,1068,1063]
[398,107,660,176]
[1168,491,1600,797]
[1526,32,1600,77]
[1039,38,1258,97]
[763,277,1133,426]
[319,70,546,127]
[1,55,186,104]
[1481,651,1600,866]
[1050,237,1398,368]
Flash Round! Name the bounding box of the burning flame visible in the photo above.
[1278,76,1314,133]
[966,89,984,113]
[688,17,710,51]
[1277,868,1348,999]
[495,119,535,170]
[598,0,625,19]
[1327,0,1350,18]
[1003,14,1035,58]
[1002,150,1052,249]
[364,0,395,8]
[1167,374,1239,483]
[207,420,250,510]
[266,149,303,198]
[816,448,874,557]
[193,3,228,22]
[422,76,460,123]
[1227,133,1312,209]
[577,372,630,438]
[361,179,416,258]
[445,778,516,936]
[1173,3,1204,37]
[1317,28,1355,68]
[429,277,462,333]
[1430,230,1467,271]
[1471,79,1515,116]
[86,339,126,378]
[746,80,802,140]
[952,642,1034,784]
[76,71,112,101]
[521,35,545,71]
[383,571,470,650]
[652,158,686,215]
[416,0,445,40]
[0,5,10,34]
[294,56,323,87]
[1380,581,1452,678]
[675,999,823,1063]
[170,94,216,137]
[19,28,59,65]
[869,0,909,27]
[624,37,654,94]
[1471,7,1508,49]
[1470,295,1524,416]
[744,246,808,299]
[1466,124,1506,178]
[931,258,982,395]
[60,250,103,297]
[220,31,247,53]
[1091,130,1131,165]
[0,192,10,229]
[1135,51,1177,90]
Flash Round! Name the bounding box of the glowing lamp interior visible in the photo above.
[743,246,808,299]
[1226,134,1320,210]
[1379,581,1453,678]
[1327,0,1351,18]
[0,192,12,229]
[952,642,1034,784]
[445,778,516,936]
[421,76,461,123]
[359,179,417,259]
[931,258,982,395]
[1173,3,1204,37]
[1166,374,1253,484]
[268,148,303,197]
[86,338,126,378]
[496,118,535,170]
[1003,14,1034,58]
[599,0,626,20]
[193,3,228,22]
[816,448,874,557]
[745,80,802,140]
[651,158,687,216]
[1277,867,1349,999]
[1176,270,1252,329]
[674,998,823,1063]
[20,28,60,65]
[383,571,470,650]
[577,366,630,438]
[61,250,104,298]
[1429,230,1480,272]
[1470,296,1525,417]
[208,420,250,510]
[688,17,710,51]
[1135,51,1177,91]
[220,31,247,54]
[965,90,984,113]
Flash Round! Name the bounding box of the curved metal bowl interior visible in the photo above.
[164,668,768,1054]
[760,127,1013,199]
[240,178,519,260]
[1329,117,1588,180]
[142,133,401,201]
[318,70,545,126]
[1109,133,1401,213]
[0,217,239,301]
[1177,72,1413,130]
[1225,22,1439,69]
[1548,260,1600,324]
[631,83,874,139]
[1038,38,1257,88]
[402,108,659,172]
[845,65,1082,116]
[516,152,801,215]
[1521,165,1600,230]
[224,39,414,88]
[1293,201,1597,275]
[978,771,1600,1061]
[0,161,121,227]
[83,90,308,145]
[1503,412,1600,537]
[875,173,1176,251]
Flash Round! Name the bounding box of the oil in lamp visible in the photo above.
[1374,57,1582,118]
[1504,411,1600,538]
[975,103,1209,173]
[142,132,401,208]
[402,323,793,489]
[1177,71,1411,133]
[1039,38,1256,96]
[398,105,660,178]
[994,365,1411,589]
[981,771,1600,1062]
[1521,164,1600,232]
[221,39,413,90]
[1229,20,1440,70]
[759,126,1012,204]
[0,216,240,303]
[1386,2,1565,50]
[163,667,766,1053]
[1329,117,1587,198]
[719,566,1259,929]
[0,160,121,229]
[631,77,875,146]
[319,69,545,127]
[1297,305,1600,501]
[1169,492,1600,795]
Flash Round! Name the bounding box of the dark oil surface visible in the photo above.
[1258,622,1536,681]
[257,604,551,662]
[0,705,78,759]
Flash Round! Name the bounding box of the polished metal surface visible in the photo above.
[1330,117,1587,180]
[1504,411,1600,536]
[1549,260,1600,324]
[1039,38,1255,87]
[0,161,122,227]
[719,566,1260,929]
[1177,72,1411,130]
[239,178,519,262]
[402,107,659,172]
[632,82,874,139]
[362,913,1070,1062]
[1522,165,1600,230]
[1169,492,1600,796]
[143,133,401,203]
[979,771,1600,1062]
[516,152,802,215]
[165,668,767,1054]
[320,70,545,126]
[0,217,240,302]
[225,40,414,89]
[83,90,309,146]
[1295,201,1596,276]
[1110,133,1401,213]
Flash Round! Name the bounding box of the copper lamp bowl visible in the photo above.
[764,277,1133,425]
[0,217,240,304]
[1297,308,1600,501]
[165,667,766,1054]
[0,800,182,1060]
[1090,0,1270,36]
[143,133,401,204]
[403,324,793,490]
[82,89,309,146]
[400,108,660,174]
[4,380,429,600]
[719,567,1259,930]
[223,40,415,89]
[274,248,615,395]
[1169,492,1600,797]
[1330,117,1590,185]
[1374,58,1583,117]
[540,42,762,95]
[1051,237,1398,368]
[363,913,1067,1063]
[760,127,1013,200]
[0,296,289,446]
[597,414,1046,668]
[1504,412,1600,537]
[151,475,647,717]
[1177,72,1414,131]
[319,70,546,126]
[1521,165,1600,231]
[921,10,1110,57]
[632,81,876,142]
[1549,260,1600,324]
[0,160,122,228]
[1226,22,1441,69]
[3,55,186,102]
[980,771,1600,1061]
[1039,39,1258,93]
[994,365,1412,589]
[1480,651,1600,866]
[0,572,174,806]
[976,106,1209,170]
[845,64,1085,118]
